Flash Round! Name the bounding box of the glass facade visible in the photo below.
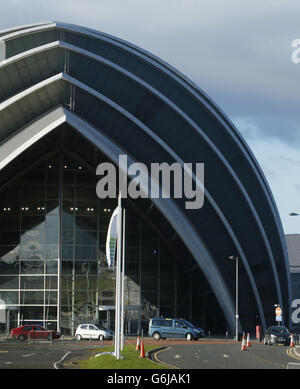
[0,139,205,335]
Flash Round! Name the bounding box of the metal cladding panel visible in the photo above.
[0,22,292,331]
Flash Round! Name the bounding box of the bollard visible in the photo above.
[62,334,64,345]
[28,331,31,344]
[208,331,211,340]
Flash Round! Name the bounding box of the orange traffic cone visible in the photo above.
[136,335,141,351]
[241,333,247,351]
[140,339,146,358]
[246,333,251,347]
[290,334,295,348]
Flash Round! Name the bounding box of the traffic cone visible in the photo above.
[139,339,146,358]
[241,333,247,351]
[136,335,141,351]
[290,334,295,348]
[246,333,251,347]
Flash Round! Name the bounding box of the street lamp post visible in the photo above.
[229,255,239,341]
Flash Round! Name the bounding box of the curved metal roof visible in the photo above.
[0,22,291,332]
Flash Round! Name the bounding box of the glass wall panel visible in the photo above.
[21,306,44,320]
[45,260,58,274]
[0,291,18,304]
[45,291,58,305]
[21,260,44,274]
[45,244,58,259]
[46,229,59,244]
[45,276,58,289]
[20,291,44,305]
[0,146,196,335]
[0,245,19,263]
[20,276,44,289]
[0,259,19,274]
[75,246,97,261]
[45,306,57,320]
[0,276,19,289]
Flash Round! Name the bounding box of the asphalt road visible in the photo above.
[0,341,97,369]
[0,338,299,370]
[153,342,300,369]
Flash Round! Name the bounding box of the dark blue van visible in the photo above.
[148,318,204,340]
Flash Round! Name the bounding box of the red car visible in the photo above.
[11,325,60,341]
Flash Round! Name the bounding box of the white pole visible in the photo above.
[121,209,126,351]
[114,192,122,359]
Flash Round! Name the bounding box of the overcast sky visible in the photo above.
[1,0,300,234]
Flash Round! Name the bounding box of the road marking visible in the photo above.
[287,362,300,369]
[223,354,230,358]
[22,353,35,358]
[153,347,180,369]
[0,351,8,353]
[174,354,181,359]
[54,351,71,369]
[287,348,300,361]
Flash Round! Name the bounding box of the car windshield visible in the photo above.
[271,326,289,333]
[183,320,195,328]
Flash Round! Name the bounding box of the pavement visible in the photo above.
[1,333,300,369]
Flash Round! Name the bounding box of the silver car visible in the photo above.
[75,324,113,341]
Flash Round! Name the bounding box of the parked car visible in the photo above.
[11,325,60,341]
[148,318,205,341]
[263,326,291,346]
[75,324,113,341]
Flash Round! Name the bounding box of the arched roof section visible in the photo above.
[0,22,291,330]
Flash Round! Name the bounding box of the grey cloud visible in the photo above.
[1,0,300,147]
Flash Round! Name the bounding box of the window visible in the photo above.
[23,326,33,331]
[34,326,44,331]
[152,319,162,326]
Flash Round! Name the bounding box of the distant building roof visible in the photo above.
[285,234,300,272]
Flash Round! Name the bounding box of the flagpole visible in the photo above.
[114,191,122,359]
[121,208,126,351]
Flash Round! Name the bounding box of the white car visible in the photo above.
[75,324,113,341]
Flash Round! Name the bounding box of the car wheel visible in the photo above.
[99,334,104,341]
[76,334,82,341]
[186,333,193,341]
[18,334,26,342]
[153,332,161,340]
